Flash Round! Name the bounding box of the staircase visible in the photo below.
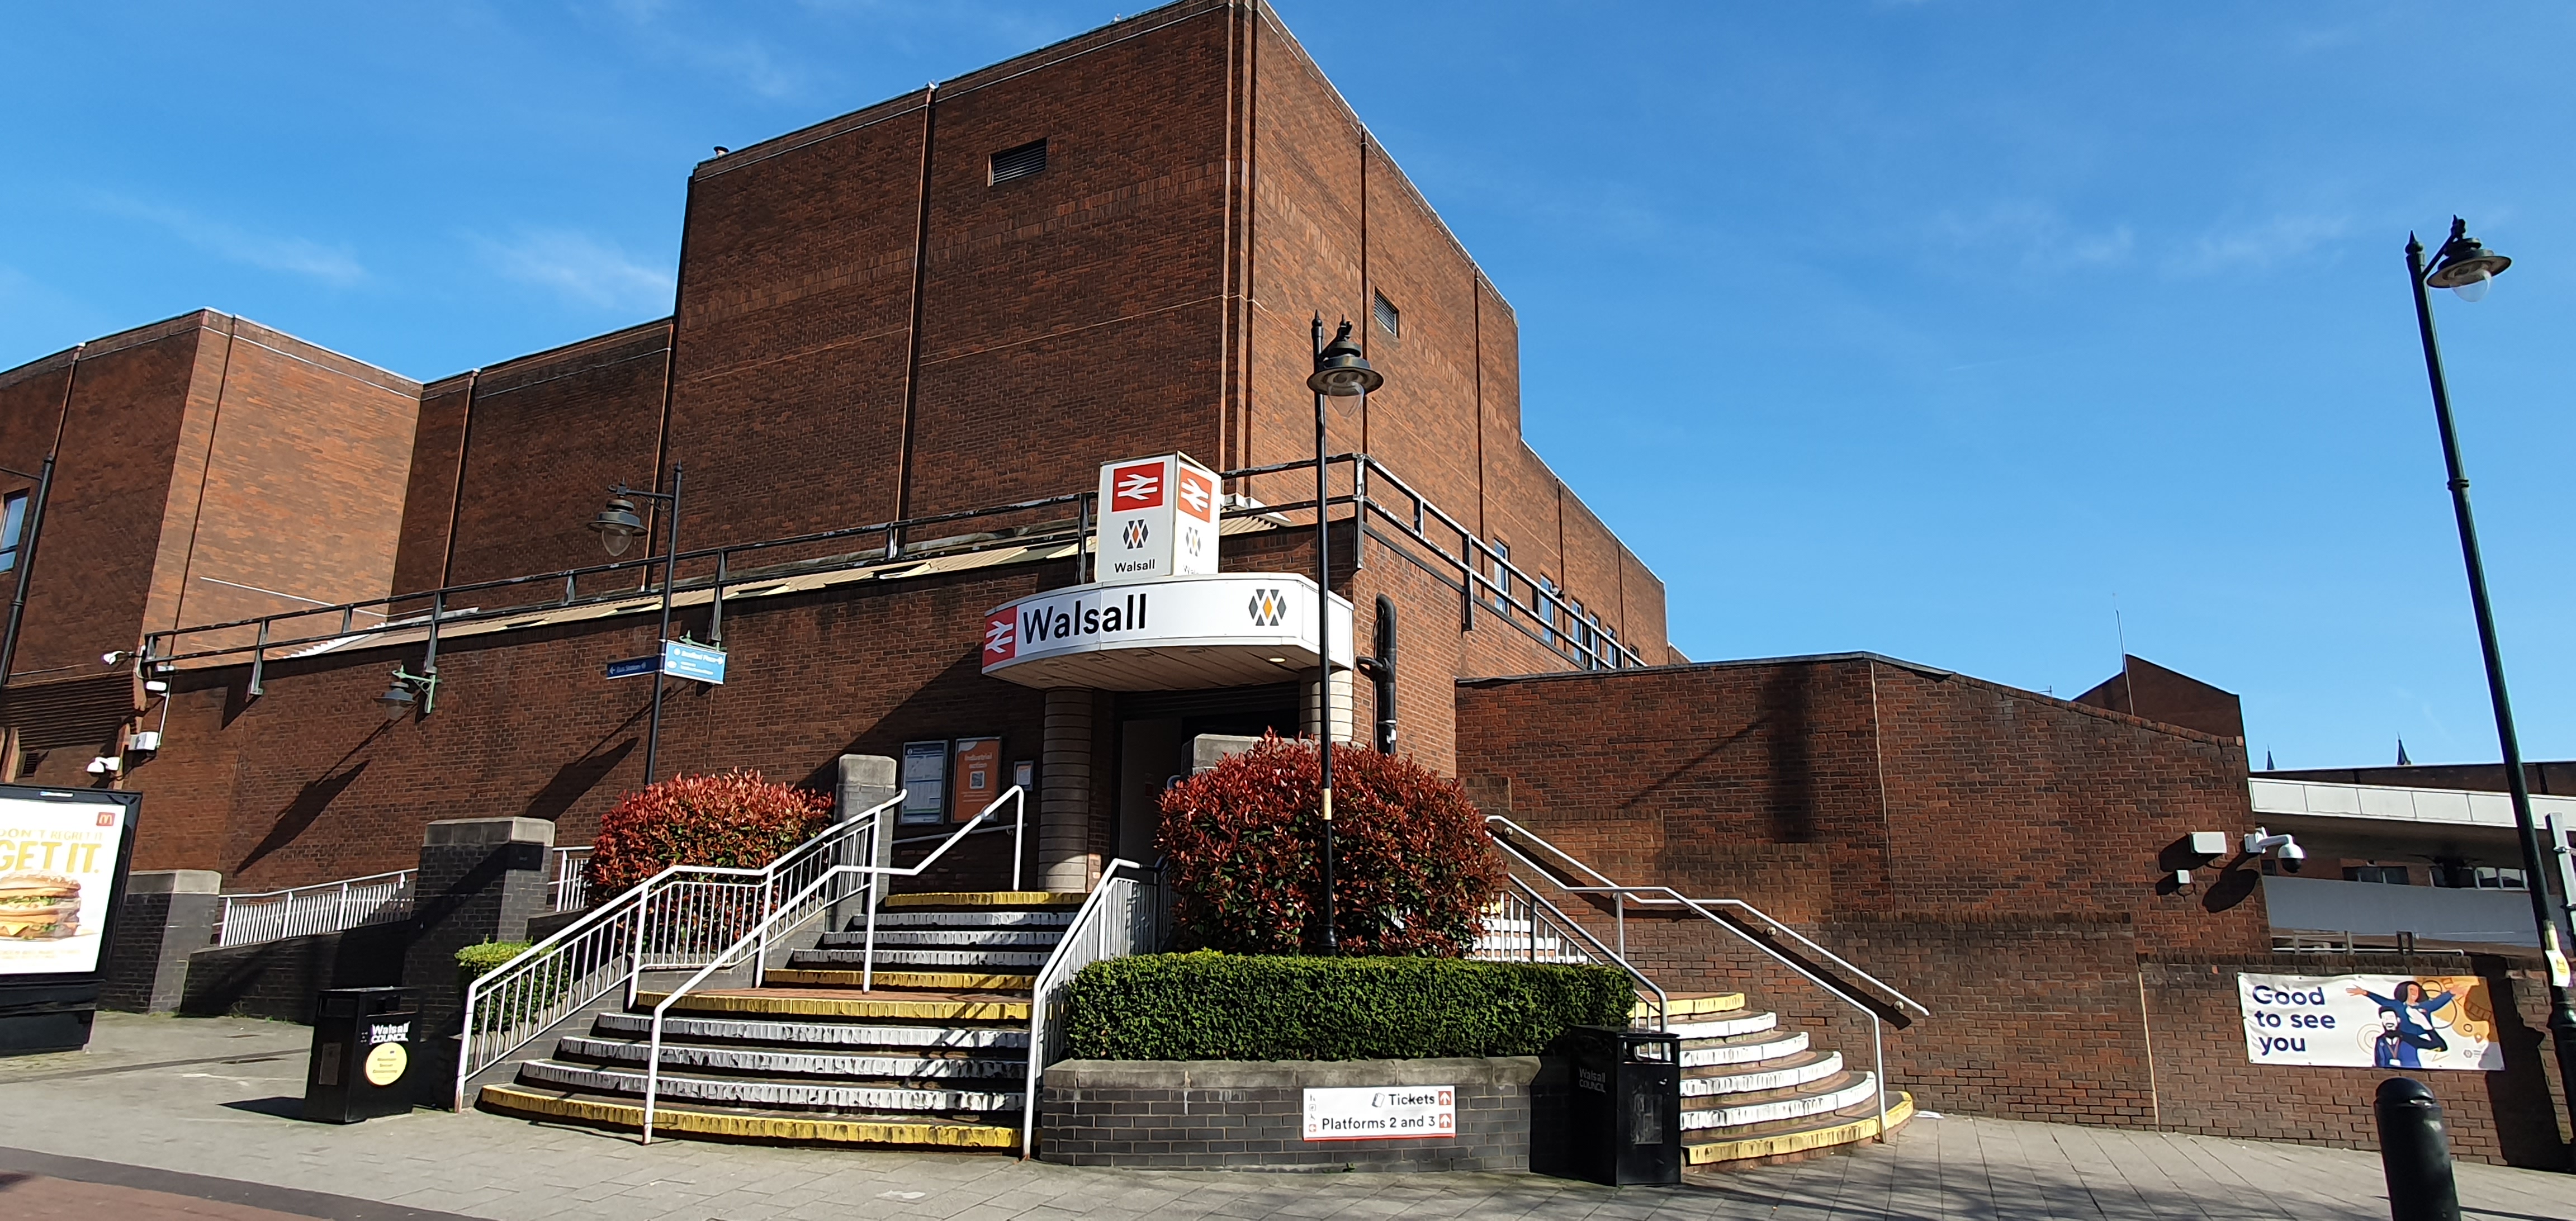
[476,891,1080,1149]
[1659,991,1914,1168]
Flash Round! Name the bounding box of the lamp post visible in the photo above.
[2402,217,2576,1141]
[1307,317,1381,953]
[0,456,56,688]
[588,465,685,787]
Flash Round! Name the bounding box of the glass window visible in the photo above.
[2344,864,2411,885]
[1490,542,1510,610]
[2473,865,2527,891]
[0,491,25,574]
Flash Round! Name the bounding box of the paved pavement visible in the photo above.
[3,1012,2573,1220]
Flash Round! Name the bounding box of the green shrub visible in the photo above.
[1159,734,1504,954]
[1063,952,1633,1061]
[456,940,532,993]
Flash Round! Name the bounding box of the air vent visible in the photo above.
[1372,290,1400,338]
[990,139,1047,185]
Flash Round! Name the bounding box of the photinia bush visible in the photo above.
[1158,734,1504,955]
[584,769,834,896]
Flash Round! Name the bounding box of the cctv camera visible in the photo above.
[83,756,121,775]
[101,650,130,666]
[2277,839,2304,873]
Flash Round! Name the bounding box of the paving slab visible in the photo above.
[3,1014,2573,1220]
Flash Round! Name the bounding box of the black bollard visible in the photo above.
[2375,1077,2461,1221]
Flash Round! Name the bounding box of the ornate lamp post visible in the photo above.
[2401,217,2576,1139]
[588,465,685,786]
[1308,316,1380,954]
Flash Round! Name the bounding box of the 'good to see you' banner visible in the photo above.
[2238,972,2504,1071]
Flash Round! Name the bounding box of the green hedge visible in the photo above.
[1063,952,1633,1061]
[455,940,532,984]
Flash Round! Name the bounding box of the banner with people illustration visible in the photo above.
[2238,973,2504,1071]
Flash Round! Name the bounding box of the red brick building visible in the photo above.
[2,0,2560,1164]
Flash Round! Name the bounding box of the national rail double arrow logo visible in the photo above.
[1247,587,1286,627]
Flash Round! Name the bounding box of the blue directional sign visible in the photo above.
[662,640,727,685]
[604,655,659,680]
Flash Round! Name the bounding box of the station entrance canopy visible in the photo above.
[980,572,1353,691]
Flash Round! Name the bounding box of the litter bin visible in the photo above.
[305,986,416,1124]
[1561,1024,1682,1186]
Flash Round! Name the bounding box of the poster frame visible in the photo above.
[0,784,143,1055]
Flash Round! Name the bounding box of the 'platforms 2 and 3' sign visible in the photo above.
[1096,453,1218,585]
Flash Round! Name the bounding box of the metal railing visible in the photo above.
[1466,876,1667,1029]
[213,870,414,948]
[1019,858,1164,1159]
[140,453,1645,684]
[548,846,593,912]
[1483,814,1929,1142]
[637,786,1030,1142]
[451,793,901,1111]
[849,786,1026,991]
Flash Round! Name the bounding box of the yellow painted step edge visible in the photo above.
[477,1084,1017,1149]
[766,968,1035,992]
[1639,992,1747,1019]
[1683,1091,1914,1166]
[636,991,1031,1022]
[884,891,1086,908]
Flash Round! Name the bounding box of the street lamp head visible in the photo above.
[589,495,648,557]
[375,673,419,722]
[1307,320,1382,397]
[2427,216,2511,301]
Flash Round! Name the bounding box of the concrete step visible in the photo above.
[593,1010,1029,1051]
[1680,1072,1878,1132]
[1680,1050,1844,1097]
[761,968,1037,992]
[1683,1091,1914,1168]
[882,891,1083,910]
[638,987,1031,1024]
[477,1082,1018,1150]
[515,1058,1023,1116]
[788,948,1054,970]
[854,910,1074,930]
[1642,992,1746,1021]
[1667,1010,1778,1040]
[556,1035,1024,1081]
[1679,1029,1808,1068]
[818,929,1064,948]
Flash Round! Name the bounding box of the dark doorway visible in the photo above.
[1113,683,1299,864]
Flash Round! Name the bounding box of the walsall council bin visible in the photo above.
[1562,1024,1682,1186]
[306,986,416,1124]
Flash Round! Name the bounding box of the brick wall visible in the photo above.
[1040,1056,1540,1171]
[177,922,406,1023]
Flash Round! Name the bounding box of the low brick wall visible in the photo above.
[177,924,406,1023]
[1039,1056,1550,1171]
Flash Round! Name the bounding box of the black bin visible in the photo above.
[1561,1024,1682,1186]
[305,986,416,1123]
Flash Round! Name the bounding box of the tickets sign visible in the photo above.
[2238,972,2504,1071]
[1303,1086,1456,1141]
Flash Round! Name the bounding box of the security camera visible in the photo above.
[101,650,131,666]
[2244,827,2304,871]
[2277,840,2305,873]
[83,756,121,775]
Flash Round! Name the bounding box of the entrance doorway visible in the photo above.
[1114,683,1299,865]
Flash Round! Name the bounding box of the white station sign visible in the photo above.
[981,572,1352,691]
[1096,453,1219,585]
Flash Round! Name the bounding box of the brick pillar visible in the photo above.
[404,817,552,1039]
[98,869,220,1014]
[1040,687,1097,892]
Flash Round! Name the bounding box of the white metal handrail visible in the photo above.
[1467,875,1667,1029]
[1019,858,1163,1159]
[638,785,1031,1142]
[1484,813,1928,1144]
[213,870,414,947]
[548,846,594,912]
[853,785,1027,991]
[451,792,901,1111]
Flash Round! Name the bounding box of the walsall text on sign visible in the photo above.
[1302,1086,1456,1141]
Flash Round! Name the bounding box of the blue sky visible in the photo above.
[4,2,2573,770]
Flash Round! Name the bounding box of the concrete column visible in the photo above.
[1301,669,1355,744]
[1192,733,1260,775]
[1040,687,1097,892]
[98,869,220,1014]
[404,817,553,1039]
[836,754,896,925]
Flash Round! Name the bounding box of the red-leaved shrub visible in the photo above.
[1158,734,1504,955]
[584,770,834,897]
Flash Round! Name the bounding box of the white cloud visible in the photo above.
[1928,200,2135,273]
[89,195,366,286]
[475,228,674,313]
[2166,212,2352,278]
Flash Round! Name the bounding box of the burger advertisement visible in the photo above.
[0,791,134,977]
